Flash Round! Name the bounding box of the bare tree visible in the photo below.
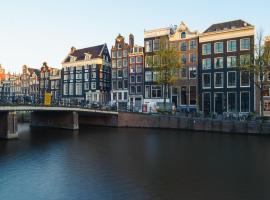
[146,39,182,110]
[240,30,270,118]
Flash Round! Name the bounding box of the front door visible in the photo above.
[172,96,178,108]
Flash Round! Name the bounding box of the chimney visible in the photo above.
[129,34,134,47]
[70,46,76,54]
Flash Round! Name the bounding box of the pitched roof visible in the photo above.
[64,44,105,63]
[28,67,40,76]
[204,20,253,33]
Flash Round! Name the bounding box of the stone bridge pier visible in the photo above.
[30,111,79,130]
[0,112,18,139]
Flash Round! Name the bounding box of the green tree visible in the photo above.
[146,39,183,110]
[239,31,270,118]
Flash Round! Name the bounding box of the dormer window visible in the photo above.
[181,32,186,39]
[85,54,91,61]
[70,56,76,62]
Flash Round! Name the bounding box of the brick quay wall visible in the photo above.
[117,112,270,135]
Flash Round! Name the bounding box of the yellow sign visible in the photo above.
[44,92,52,106]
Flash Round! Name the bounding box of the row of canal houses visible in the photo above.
[62,19,261,115]
[1,19,269,115]
[0,63,61,104]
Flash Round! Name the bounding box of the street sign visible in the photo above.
[44,92,52,106]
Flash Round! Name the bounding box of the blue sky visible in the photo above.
[0,0,269,72]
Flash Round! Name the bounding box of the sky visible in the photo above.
[0,0,269,73]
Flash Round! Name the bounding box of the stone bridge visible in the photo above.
[0,106,118,139]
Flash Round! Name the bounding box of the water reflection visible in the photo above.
[1,124,270,200]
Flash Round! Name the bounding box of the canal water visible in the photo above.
[1,124,270,200]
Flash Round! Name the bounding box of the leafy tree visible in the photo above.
[146,39,183,110]
[239,31,270,117]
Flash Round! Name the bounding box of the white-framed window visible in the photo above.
[202,58,211,70]
[189,67,197,79]
[240,38,250,50]
[151,85,162,98]
[130,75,135,83]
[112,51,116,58]
[136,75,142,83]
[136,56,143,63]
[123,50,128,57]
[214,42,223,54]
[145,71,152,82]
[145,85,151,98]
[91,72,96,79]
[84,82,89,90]
[240,91,250,112]
[214,57,223,69]
[202,43,211,55]
[91,82,96,90]
[202,92,211,113]
[112,81,117,90]
[117,69,123,78]
[75,83,82,95]
[227,56,237,68]
[69,83,74,95]
[117,50,122,58]
[76,73,82,80]
[190,53,196,63]
[130,57,135,64]
[227,40,237,52]
[153,39,160,51]
[112,60,117,68]
[190,40,197,49]
[227,92,237,112]
[240,71,250,87]
[64,74,69,81]
[122,58,127,67]
[227,71,237,88]
[130,85,135,94]
[84,73,89,81]
[180,42,188,51]
[130,65,135,73]
[202,73,211,89]
[136,85,142,93]
[123,68,128,78]
[145,56,152,68]
[153,71,158,82]
[240,54,251,66]
[117,59,122,68]
[136,65,143,73]
[214,72,223,88]
[63,83,68,95]
[189,86,197,105]
[145,40,153,52]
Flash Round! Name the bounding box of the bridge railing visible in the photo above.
[0,102,117,112]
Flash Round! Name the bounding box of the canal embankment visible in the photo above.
[117,112,270,135]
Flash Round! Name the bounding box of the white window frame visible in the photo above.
[227,92,237,112]
[227,71,237,88]
[202,92,211,113]
[202,73,211,89]
[202,58,211,70]
[240,38,250,51]
[214,42,223,54]
[240,91,250,113]
[227,40,237,52]
[214,57,224,69]
[214,72,224,88]
[227,56,237,68]
[240,71,250,87]
[202,43,211,55]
